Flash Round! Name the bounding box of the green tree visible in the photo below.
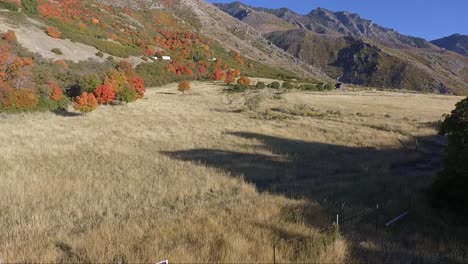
[433,97,468,216]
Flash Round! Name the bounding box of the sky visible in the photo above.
[207,0,468,40]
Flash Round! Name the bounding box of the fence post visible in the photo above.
[273,244,276,264]
[375,204,379,232]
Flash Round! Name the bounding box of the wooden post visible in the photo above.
[273,244,276,264]
[375,204,379,232]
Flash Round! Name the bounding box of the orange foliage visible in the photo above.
[74,92,98,112]
[91,18,100,24]
[225,72,235,85]
[235,52,244,66]
[2,30,17,42]
[237,76,252,86]
[130,77,146,99]
[55,59,68,68]
[178,80,190,93]
[93,83,115,104]
[213,69,227,81]
[46,26,61,39]
[49,82,63,101]
[0,84,39,111]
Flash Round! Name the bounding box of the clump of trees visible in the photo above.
[432,97,468,216]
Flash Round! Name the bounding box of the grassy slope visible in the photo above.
[0,82,466,262]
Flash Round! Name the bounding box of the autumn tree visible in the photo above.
[178,80,190,94]
[74,92,98,113]
[49,82,63,101]
[237,76,252,86]
[93,83,115,104]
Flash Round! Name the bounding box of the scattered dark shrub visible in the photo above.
[256,82,266,89]
[96,51,104,58]
[230,84,248,93]
[51,48,63,55]
[268,81,280,89]
[282,82,294,89]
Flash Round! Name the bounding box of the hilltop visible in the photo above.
[432,34,468,57]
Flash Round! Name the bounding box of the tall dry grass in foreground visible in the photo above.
[0,81,464,262]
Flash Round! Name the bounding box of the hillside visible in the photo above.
[214,2,468,94]
[432,34,468,57]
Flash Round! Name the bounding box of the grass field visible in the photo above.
[0,81,466,263]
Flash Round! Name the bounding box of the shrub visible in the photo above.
[178,80,191,93]
[48,82,63,101]
[224,73,235,85]
[130,77,146,99]
[93,83,115,104]
[237,76,252,86]
[432,97,468,216]
[2,30,17,42]
[21,0,38,14]
[256,82,266,89]
[96,51,104,58]
[230,84,248,93]
[282,82,294,89]
[74,92,98,113]
[117,84,137,103]
[269,81,280,89]
[0,85,39,112]
[80,73,101,93]
[0,1,19,11]
[46,27,61,39]
[51,48,63,55]
[299,84,317,91]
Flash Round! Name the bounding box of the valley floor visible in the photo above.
[0,81,466,263]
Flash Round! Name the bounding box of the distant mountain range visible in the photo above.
[214,1,468,94]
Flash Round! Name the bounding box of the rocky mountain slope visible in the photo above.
[214,1,468,94]
[432,34,468,57]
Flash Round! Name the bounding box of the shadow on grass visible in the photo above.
[162,131,468,263]
[52,109,82,117]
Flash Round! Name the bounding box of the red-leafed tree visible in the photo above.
[130,77,146,99]
[93,83,115,104]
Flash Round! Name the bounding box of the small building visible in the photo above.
[208,58,217,62]
[162,56,171,61]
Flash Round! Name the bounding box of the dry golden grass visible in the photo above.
[0,81,465,263]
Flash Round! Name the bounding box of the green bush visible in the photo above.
[79,73,102,93]
[282,82,294,89]
[21,0,39,14]
[432,97,468,216]
[96,51,104,58]
[299,84,317,91]
[118,84,137,103]
[230,84,249,93]
[256,82,266,89]
[268,81,280,89]
[0,1,19,11]
[51,48,63,55]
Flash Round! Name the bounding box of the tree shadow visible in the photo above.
[52,109,82,117]
[162,131,468,262]
[163,131,445,208]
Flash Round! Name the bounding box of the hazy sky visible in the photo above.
[207,0,468,40]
